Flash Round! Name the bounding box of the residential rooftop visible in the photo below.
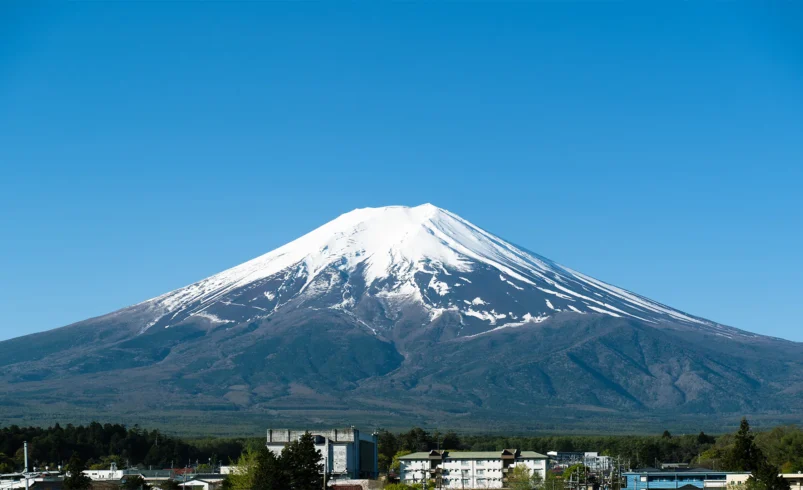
[399,450,547,460]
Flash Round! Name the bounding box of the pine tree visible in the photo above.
[281,433,323,490]
[726,418,763,472]
[63,453,92,490]
[725,419,789,490]
[121,475,150,490]
[753,460,790,490]
[251,447,287,490]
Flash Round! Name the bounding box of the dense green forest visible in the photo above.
[1,420,801,477]
[0,423,256,473]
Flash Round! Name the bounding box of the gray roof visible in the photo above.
[625,469,751,475]
[399,451,547,460]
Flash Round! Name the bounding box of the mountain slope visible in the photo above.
[1,204,801,431]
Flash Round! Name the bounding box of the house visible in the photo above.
[398,449,549,489]
[623,469,751,490]
[267,428,378,480]
[177,477,225,490]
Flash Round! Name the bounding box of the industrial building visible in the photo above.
[266,428,378,481]
[546,452,613,472]
[399,449,548,489]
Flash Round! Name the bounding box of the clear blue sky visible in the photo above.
[1,2,801,342]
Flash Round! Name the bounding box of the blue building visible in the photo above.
[624,469,751,490]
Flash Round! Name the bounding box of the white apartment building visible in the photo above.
[399,449,548,489]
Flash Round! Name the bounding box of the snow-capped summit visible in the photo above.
[137,204,741,339]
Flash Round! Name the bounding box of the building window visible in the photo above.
[462,461,470,467]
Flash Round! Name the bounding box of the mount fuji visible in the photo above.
[1,204,801,431]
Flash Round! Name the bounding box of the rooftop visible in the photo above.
[399,450,547,460]
[625,468,752,475]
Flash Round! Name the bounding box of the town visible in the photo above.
[1,421,801,490]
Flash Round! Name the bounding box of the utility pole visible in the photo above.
[24,441,29,490]
[323,437,328,490]
[423,459,427,490]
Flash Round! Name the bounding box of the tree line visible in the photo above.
[0,422,253,473]
[1,419,801,483]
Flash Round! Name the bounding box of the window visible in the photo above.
[477,470,485,476]
[462,461,470,467]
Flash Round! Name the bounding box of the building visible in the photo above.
[547,452,613,473]
[328,480,383,490]
[623,469,751,490]
[266,428,378,480]
[782,474,803,490]
[82,468,124,481]
[176,477,225,490]
[399,449,549,489]
[0,476,64,490]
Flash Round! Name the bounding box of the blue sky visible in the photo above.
[0,2,801,342]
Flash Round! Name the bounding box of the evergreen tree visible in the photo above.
[63,453,92,490]
[281,433,322,490]
[121,475,150,490]
[725,419,763,472]
[158,480,180,490]
[376,430,398,473]
[441,432,461,451]
[751,460,790,490]
[697,432,715,445]
[251,446,287,490]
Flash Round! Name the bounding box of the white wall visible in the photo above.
[83,470,124,480]
[269,442,356,478]
[400,457,546,489]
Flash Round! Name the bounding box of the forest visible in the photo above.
[1,420,801,477]
[0,422,251,473]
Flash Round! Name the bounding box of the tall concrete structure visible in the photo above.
[266,428,378,481]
